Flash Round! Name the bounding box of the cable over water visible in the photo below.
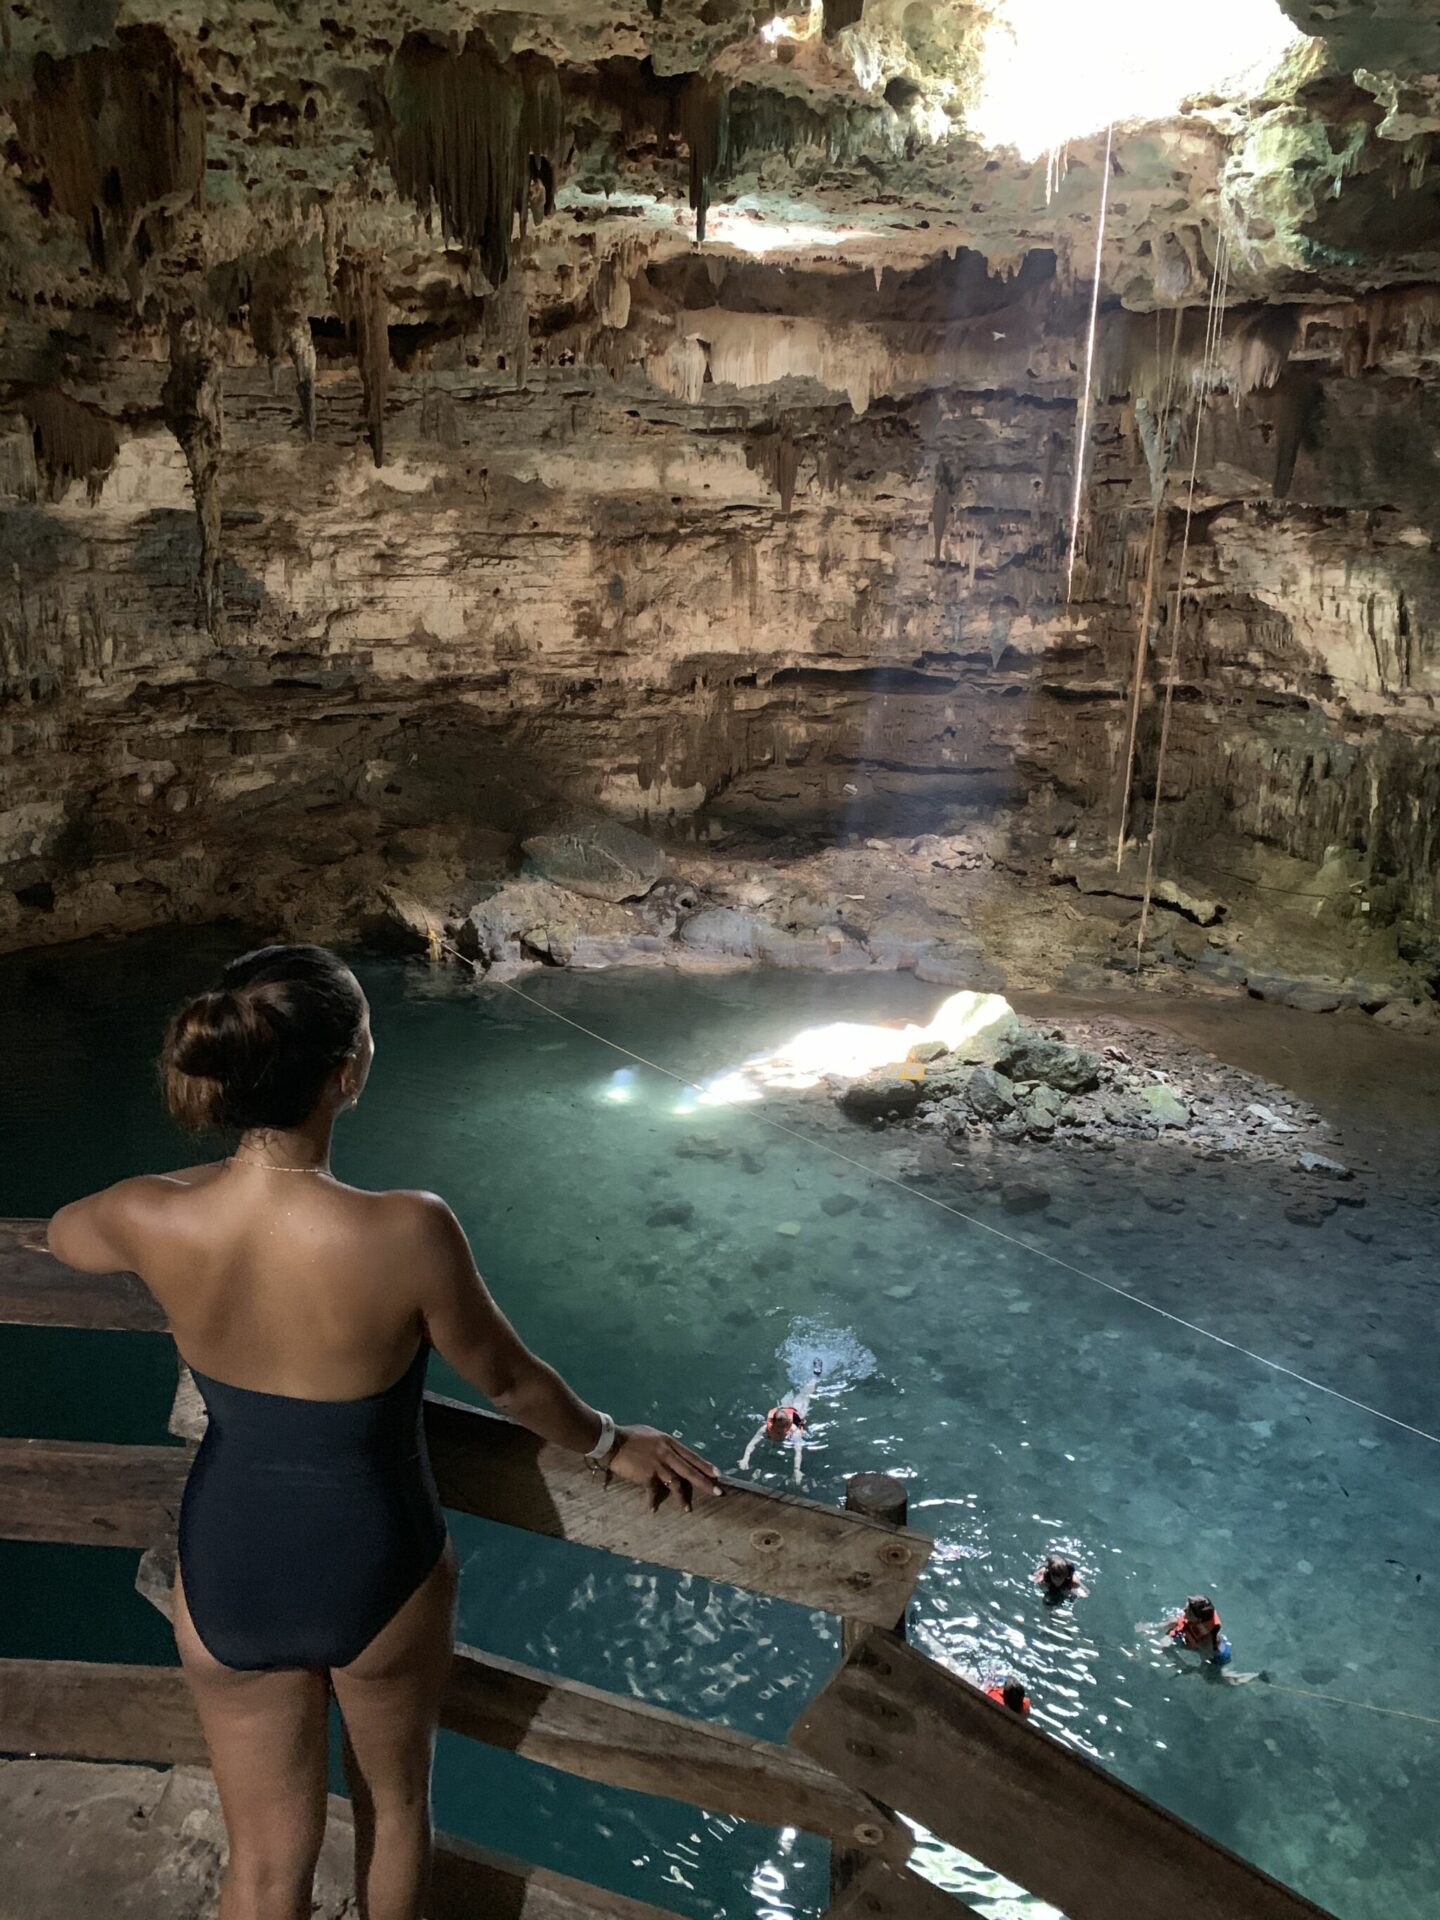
[431,938,1440,1452]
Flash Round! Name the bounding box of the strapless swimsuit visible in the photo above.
[177,1342,447,1671]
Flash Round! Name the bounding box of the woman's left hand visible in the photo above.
[606,1426,722,1511]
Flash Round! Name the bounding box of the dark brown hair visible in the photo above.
[161,944,366,1134]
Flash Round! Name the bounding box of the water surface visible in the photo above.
[1,929,1436,1920]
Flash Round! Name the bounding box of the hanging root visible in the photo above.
[1135,234,1232,965]
[1066,124,1115,604]
[1115,307,1182,868]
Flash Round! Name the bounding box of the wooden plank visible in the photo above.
[134,1552,905,1863]
[443,1644,902,1860]
[823,1860,983,1920]
[791,1632,1342,1920]
[831,1474,909,1901]
[0,1219,166,1333]
[0,1657,207,1766]
[0,1438,186,1546]
[426,1394,930,1628]
[429,1829,691,1920]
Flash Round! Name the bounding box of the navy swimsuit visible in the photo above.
[178,1343,447,1671]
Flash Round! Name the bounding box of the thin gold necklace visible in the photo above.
[228,1152,331,1175]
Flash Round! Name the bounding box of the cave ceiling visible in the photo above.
[1,0,1439,388]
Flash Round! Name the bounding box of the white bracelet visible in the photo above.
[584,1410,619,1467]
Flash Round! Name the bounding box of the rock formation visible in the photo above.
[0,2,1436,1017]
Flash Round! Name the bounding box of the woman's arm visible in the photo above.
[403,1192,719,1509]
[48,1167,217,1275]
[48,1182,144,1274]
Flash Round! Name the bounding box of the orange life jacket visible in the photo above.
[1173,1610,1222,1650]
[986,1684,1031,1717]
[765,1406,806,1441]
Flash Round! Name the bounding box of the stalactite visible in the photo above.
[1227,305,1297,394]
[932,460,958,561]
[248,249,317,441]
[22,390,118,502]
[678,75,728,245]
[161,318,225,636]
[12,24,204,276]
[747,428,801,515]
[337,256,390,466]
[387,34,563,290]
[1270,372,1322,499]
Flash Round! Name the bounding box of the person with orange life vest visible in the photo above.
[1166,1594,1232,1666]
[985,1676,1031,1716]
[740,1358,822,1484]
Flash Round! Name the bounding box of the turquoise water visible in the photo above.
[2,928,1437,1920]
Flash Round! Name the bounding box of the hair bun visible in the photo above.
[159,945,365,1135]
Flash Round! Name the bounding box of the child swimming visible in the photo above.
[985,1675,1031,1717]
[740,1358,823,1484]
[1033,1552,1089,1602]
[1166,1595,1232,1666]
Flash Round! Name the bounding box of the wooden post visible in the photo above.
[830,1473,909,1904]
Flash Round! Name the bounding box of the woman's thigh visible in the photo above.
[330,1543,458,1804]
[173,1572,330,1858]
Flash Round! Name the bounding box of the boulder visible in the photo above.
[1001,1182,1050,1214]
[966,1066,1018,1119]
[521,816,665,902]
[839,1072,927,1121]
[907,1039,950,1064]
[1297,1151,1352,1180]
[994,1032,1101,1093]
[1140,1084,1189,1128]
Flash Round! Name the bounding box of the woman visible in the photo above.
[47,943,718,1920]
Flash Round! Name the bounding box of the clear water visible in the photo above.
[2,928,1437,1920]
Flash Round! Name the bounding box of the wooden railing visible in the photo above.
[0,1220,1340,1920]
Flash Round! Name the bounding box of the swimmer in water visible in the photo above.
[1033,1552,1088,1602]
[985,1675,1031,1717]
[740,1358,822,1484]
[1166,1595,1232,1667]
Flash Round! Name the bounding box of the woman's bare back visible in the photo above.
[102,1161,432,1400]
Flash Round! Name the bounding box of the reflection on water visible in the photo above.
[1,932,1437,1920]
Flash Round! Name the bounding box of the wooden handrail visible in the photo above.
[0,1224,931,1627]
[0,1218,165,1332]
[791,1631,1342,1920]
[131,1550,907,1864]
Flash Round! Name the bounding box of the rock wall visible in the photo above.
[0,278,1437,1009]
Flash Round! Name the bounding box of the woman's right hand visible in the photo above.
[607,1426,722,1511]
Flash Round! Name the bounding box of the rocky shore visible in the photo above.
[376,815,1440,1037]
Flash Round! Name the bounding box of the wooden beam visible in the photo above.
[791,1633,1342,1920]
[0,1438,186,1546]
[425,1394,929,1628]
[428,1828,692,1920]
[0,1219,165,1333]
[132,1555,905,1864]
[0,1657,207,1766]
[823,1860,982,1920]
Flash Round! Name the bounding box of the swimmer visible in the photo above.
[1166,1595,1232,1667]
[740,1358,822,1484]
[985,1675,1032,1717]
[1033,1552,1089,1602]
